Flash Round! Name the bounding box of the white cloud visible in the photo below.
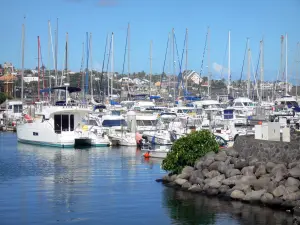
[212,62,228,74]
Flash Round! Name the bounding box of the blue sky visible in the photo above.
[1,0,300,81]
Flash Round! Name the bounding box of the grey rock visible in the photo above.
[206,188,219,196]
[282,191,300,201]
[249,157,259,166]
[208,161,222,171]
[286,185,299,193]
[203,158,214,168]
[210,174,225,183]
[232,183,251,192]
[286,177,300,187]
[170,174,177,182]
[281,200,297,208]
[182,166,194,175]
[202,168,209,177]
[230,157,239,165]
[208,181,222,189]
[252,177,271,191]
[222,175,243,187]
[177,173,190,179]
[196,178,204,185]
[267,181,278,193]
[205,170,220,179]
[204,178,211,184]
[226,149,239,158]
[288,162,300,169]
[231,190,245,200]
[236,175,257,186]
[271,164,288,182]
[219,185,230,193]
[294,206,300,217]
[272,185,287,197]
[217,162,227,174]
[226,169,241,178]
[255,165,267,178]
[243,189,266,202]
[224,156,231,165]
[241,166,255,176]
[175,178,188,186]
[234,159,248,170]
[188,184,202,192]
[228,164,235,169]
[289,167,300,179]
[265,197,283,207]
[260,174,272,179]
[189,170,204,184]
[266,162,276,173]
[195,160,204,170]
[261,192,274,203]
[162,174,171,182]
[181,181,192,189]
[214,151,227,161]
[203,183,210,191]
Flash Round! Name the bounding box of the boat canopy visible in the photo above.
[39,86,81,94]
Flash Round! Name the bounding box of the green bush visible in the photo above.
[162,130,219,174]
[0,92,12,104]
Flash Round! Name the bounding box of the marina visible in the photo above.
[1,0,300,224]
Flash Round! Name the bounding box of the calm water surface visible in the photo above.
[0,133,294,225]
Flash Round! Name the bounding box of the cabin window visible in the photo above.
[33,132,38,136]
[70,115,74,131]
[8,105,12,110]
[54,115,62,134]
[13,105,23,113]
[62,115,69,131]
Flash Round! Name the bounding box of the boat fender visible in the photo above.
[144,151,150,158]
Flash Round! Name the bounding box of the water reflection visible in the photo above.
[162,188,294,225]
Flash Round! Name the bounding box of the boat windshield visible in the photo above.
[202,104,220,109]
[243,102,254,107]
[136,120,157,126]
[102,119,127,127]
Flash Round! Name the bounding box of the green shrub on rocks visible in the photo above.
[162,130,219,174]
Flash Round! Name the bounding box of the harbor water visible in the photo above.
[0,132,294,225]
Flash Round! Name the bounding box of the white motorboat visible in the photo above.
[142,145,170,159]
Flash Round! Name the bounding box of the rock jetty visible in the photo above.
[159,148,300,213]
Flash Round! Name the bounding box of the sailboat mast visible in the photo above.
[172,28,175,103]
[260,39,264,102]
[285,33,288,95]
[185,28,188,94]
[47,20,51,101]
[21,21,25,101]
[84,32,89,99]
[247,39,251,98]
[296,42,300,100]
[149,40,152,96]
[89,33,93,98]
[227,30,231,95]
[81,42,85,100]
[111,32,114,97]
[207,27,211,97]
[37,36,40,101]
[128,23,130,77]
[65,32,69,83]
[55,18,58,87]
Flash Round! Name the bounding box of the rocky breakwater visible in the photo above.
[159,148,300,215]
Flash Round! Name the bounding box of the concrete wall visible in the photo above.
[233,133,300,164]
